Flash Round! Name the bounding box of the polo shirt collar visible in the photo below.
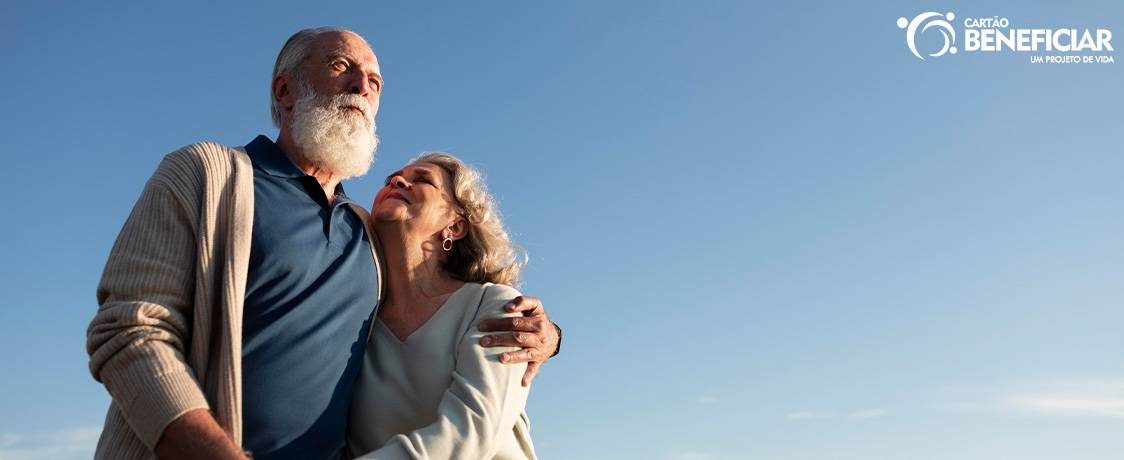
[246,135,307,179]
[245,135,354,203]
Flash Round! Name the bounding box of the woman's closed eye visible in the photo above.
[412,176,436,187]
[384,175,434,188]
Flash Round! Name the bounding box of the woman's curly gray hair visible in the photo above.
[412,152,526,287]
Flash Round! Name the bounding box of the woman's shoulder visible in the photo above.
[481,282,521,303]
[459,282,521,319]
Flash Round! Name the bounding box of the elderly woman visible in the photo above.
[348,153,537,459]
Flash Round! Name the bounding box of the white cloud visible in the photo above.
[846,408,887,420]
[1005,395,1124,418]
[785,411,836,421]
[1002,379,1124,418]
[939,378,1124,419]
[696,396,720,404]
[0,427,100,460]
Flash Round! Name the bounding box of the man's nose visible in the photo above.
[349,76,374,97]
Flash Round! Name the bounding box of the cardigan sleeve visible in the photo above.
[86,153,212,450]
[355,284,531,459]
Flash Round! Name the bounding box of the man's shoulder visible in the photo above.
[152,141,250,184]
[161,141,246,168]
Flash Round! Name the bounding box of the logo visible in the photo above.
[897,12,958,60]
[896,11,1115,64]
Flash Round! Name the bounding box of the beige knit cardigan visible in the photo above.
[86,141,383,458]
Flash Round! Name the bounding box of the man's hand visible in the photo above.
[477,295,559,386]
[155,409,247,460]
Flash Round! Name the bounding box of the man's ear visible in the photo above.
[273,74,296,118]
[447,217,468,241]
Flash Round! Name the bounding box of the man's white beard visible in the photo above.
[290,83,378,179]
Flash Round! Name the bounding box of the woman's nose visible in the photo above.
[391,176,408,189]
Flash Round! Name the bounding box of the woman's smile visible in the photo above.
[384,191,410,204]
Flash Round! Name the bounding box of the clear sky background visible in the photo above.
[1,1,1121,459]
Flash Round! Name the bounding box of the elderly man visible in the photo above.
[87,27,560,459]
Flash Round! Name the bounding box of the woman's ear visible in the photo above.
[446,217,468,242]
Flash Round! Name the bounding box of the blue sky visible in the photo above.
[1,1,1121,459]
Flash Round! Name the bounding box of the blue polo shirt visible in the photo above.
[241,135,379,460]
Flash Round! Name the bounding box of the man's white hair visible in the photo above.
[270,26,371,127]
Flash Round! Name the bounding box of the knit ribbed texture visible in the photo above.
[87,142,254,458]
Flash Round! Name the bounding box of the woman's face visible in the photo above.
[372,162,462,237]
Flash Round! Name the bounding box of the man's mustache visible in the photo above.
[320,93,374,126]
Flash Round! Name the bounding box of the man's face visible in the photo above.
[290,31,383,123]
[279,31,384,179]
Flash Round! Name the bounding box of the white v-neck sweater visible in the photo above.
[348,283,537,459]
